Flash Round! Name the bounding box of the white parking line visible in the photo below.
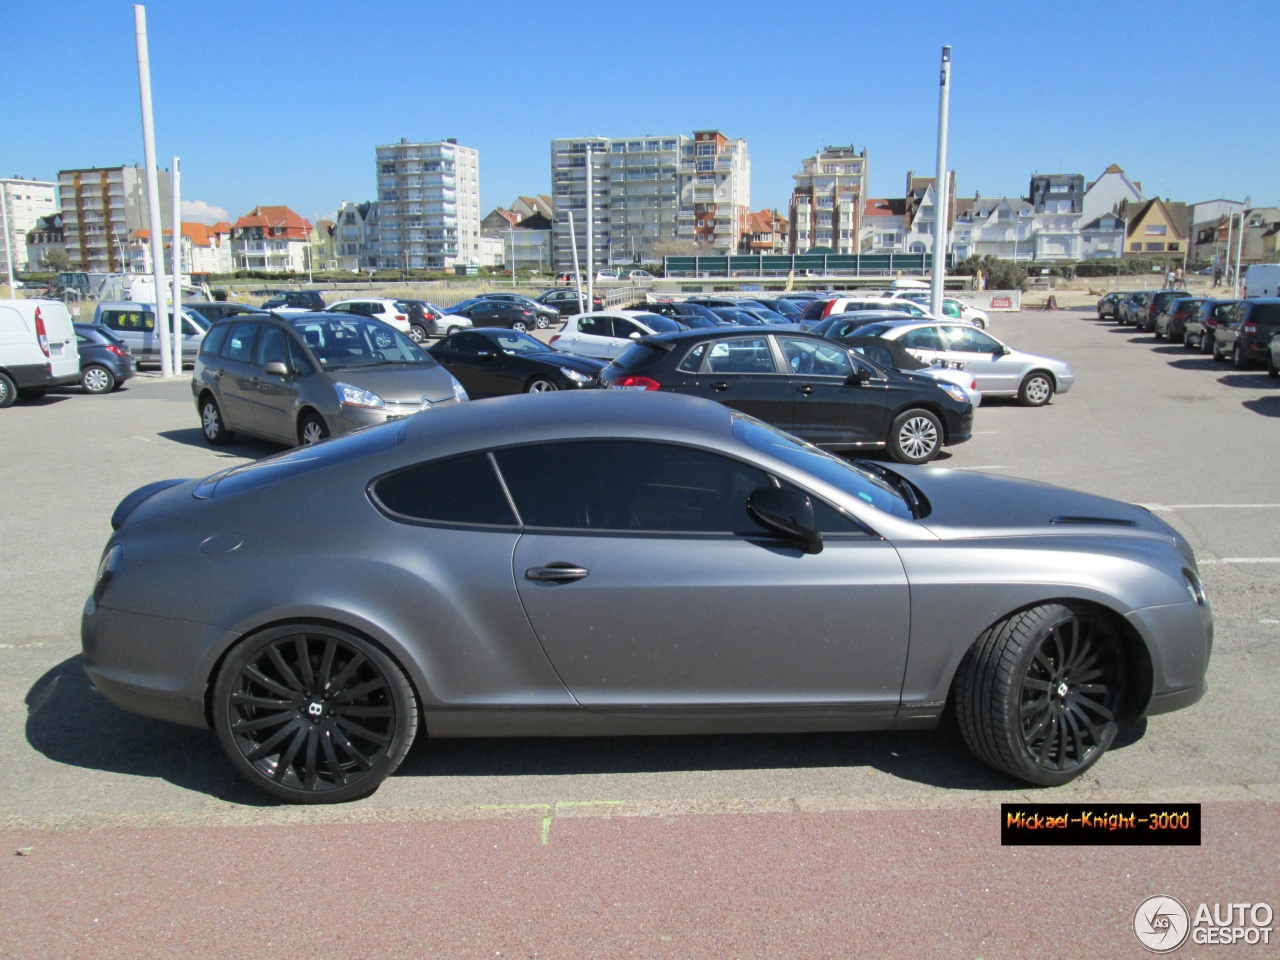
[1200,558,1280,565]
[1140,504,1280,511]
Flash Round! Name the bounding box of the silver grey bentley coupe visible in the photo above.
[82,391,1211,803]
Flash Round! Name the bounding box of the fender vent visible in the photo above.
[1050,515,1137,526]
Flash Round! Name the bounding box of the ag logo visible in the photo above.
[1134,895,1190,953]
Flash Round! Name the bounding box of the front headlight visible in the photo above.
[333,381,384,409]
[451,376,469,402]
[940,383,970,404]
[560,367,592,383]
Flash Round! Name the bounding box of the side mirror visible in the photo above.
[475,350,495,360]
[629,332,642,340]
[845,367,871,386]
[746,487,823,555]
[996,344,1011,356]
[263,360,289,376]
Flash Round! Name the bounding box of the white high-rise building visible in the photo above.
[550,129,750,269]
[1,177,57,271]
[376,139,480,270]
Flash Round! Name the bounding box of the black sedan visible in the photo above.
[445,298,541,332]
[73,322,137,394]
[536,289,603,316]
[428,328,605,397]
[600,327,973,464]
[807,311,918,341]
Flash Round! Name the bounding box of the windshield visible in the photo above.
[289,316,434,369]
[486,330,549,356]
[732,416,915,521]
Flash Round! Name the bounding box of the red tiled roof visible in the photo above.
[131,222,218,247]
[233,205,312,240]
[863,198,906,217]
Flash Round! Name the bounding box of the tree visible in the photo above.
[952,254,1027,291]
[40,247,73,272]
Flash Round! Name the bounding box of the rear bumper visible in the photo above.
[7,362,79,389]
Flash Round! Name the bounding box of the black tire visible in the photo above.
[511,320,530,333]
[1017,371,1055,407]
[534,314,550,330]
[1200,331,1213,354]
[955,603,1126,786]
[200,394,234,445]
[0,371,15,408]
[298,412,329,446]
[408,323,429,344]
[211,624,418,804]
[1232,345,1248,370]
[82,364,116,394]
[525,377,558,394]
[888,408,942,464]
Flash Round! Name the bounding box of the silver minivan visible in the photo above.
[92,301,209,366]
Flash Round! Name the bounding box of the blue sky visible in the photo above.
[3,0,1274,225]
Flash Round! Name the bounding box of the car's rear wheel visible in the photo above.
[82,364,115,394]
[511,320,530,333]
[298,412,329,446]
[955,603,1126,786]
[212,625,418,804]
[408,323,429,343]
[888,408,942,464]
[1018,371,1054,406]
[0,371,15,408]
[526,377,558,394]
[200,394,233,445]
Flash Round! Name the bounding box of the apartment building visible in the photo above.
[129,221,234,275]
[58,165,171,272]
[1028,173,1084,260]
[787,145,867,254]
[1,177,57,271]
[550,130,749,269]
[376,139,480,270]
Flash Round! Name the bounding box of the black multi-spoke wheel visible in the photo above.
[212,625,417,803]
[956,603,1126,786]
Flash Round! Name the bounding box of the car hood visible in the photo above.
[322,363,459,402]
[899,466,1191,558]
[534,351,606,374]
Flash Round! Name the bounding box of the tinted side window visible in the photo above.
[576,315,609,336]
[370,453,517,527]
[494,440,772,534]
[200,322,230,357]
[285,336,315,376]
[223,321,258,363]
[901,327,942,350]
[255,325,287,367]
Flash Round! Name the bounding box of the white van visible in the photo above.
[0,299,81,407]
[1244,264,1280,299]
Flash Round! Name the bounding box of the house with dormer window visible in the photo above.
[231,205,313,273]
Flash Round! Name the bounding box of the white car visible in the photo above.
[886,291,990,328]
[434,314,474,336]
[857,318,1074,406]
[548,311,684,360]
[324,298,412,334]
[800,296,938,326]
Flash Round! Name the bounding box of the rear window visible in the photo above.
[611,340,669,372]
[1250,303,1280,325]
[370,453,517,527]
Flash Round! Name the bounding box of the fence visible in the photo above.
[663,252,955,278]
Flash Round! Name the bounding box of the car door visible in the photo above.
[250,322,299,441]
[936,325,1018,394]
[776,336,889,446]
[560,314,616,358]
[502,440,910,716]
[433,331,507,398]
[214,320,262,430]
[690,334,795,428]
[895,325,944,366]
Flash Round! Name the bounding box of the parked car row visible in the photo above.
[1099,290,1280,372]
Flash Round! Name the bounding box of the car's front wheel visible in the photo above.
[534,315,550,330]
[298,412,329,446]
[212,625,418,803]
[0,371,15,408]
[82,364,116,394]
[888,408,942,464]
[955,603,1126,786]
[200,394,234,445]
[526,377,558,394]
[1018,371,1054,407]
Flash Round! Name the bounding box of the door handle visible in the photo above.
[711,381,730,391]
[524,563,589,583]
[797,385,814,396]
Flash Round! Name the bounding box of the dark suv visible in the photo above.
[600,327,972,465]
[1213,299,1280,369]
[1155,297,1209,342]
[262,290,327,312]
[1138,290,1189,333]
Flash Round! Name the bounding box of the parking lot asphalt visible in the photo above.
[1,309,1277,957]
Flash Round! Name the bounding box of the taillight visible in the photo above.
[106,344,128,357]
[611,375,660,390]
[395,314,407,322]
[821,301,836,318]
[1243,322,1256,335]
[34,307,50,357]
[549,334,560,345]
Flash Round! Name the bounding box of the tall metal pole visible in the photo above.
[134,5,172,377]
[0,186,15,294]
[930,46,952,318]
[566,209,584,311]
[171,156,183,374]
[1223,211,1234,291]
[1233,210,1246,298]
[585,143,595,311]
